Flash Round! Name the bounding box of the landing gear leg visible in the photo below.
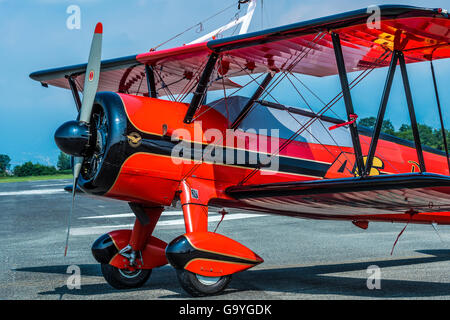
[175,180,232,296]
[100,204,163,290]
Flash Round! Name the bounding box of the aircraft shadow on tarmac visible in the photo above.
[13,249,450,299]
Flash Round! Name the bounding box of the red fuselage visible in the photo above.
[78,92,450,224]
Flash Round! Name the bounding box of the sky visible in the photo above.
[0,0,449,167]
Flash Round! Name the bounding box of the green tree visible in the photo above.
[13,162,34,177]
[434,129,450,151]
[57,152,71,171]
[359,117,450,151]
[358,117,395,135]
[0,154,11,174]
[381,121,395,135]
[13,162,57,177]
[358,116,376,128]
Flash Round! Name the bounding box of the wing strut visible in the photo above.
[398,51,426,173]
[331,32,365,177]
[67,76,82,111]
[365,50,428,175]
[230,72,274,129]
[145,64,158,98]
[430,59,450,174]
[365,51,397,175]
[184,52,219,124]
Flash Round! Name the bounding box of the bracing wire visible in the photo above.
[150,2,243,51]
[237,49,392,185]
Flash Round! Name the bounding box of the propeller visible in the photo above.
[54,22,103,256]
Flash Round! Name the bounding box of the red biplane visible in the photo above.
[30,4,450,296]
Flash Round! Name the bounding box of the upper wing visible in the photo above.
[30,5,450,96]
[30,43,241,97]
[207,5,450,76]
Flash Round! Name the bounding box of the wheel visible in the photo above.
[100,263,152,289]
[176,269,232,297]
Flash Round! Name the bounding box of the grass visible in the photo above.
[0,174,72,183]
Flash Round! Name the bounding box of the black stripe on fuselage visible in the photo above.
[132,131,331,177]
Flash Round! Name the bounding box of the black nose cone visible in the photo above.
[54,120,90,157]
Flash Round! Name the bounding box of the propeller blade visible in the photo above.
[73,156,83,179]
[64,173,78,257]
[79,22,103,124]
[64,23,102,256]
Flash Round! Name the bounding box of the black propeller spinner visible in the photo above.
[54,120,92,157]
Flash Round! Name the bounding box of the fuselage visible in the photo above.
[78,92,450,218]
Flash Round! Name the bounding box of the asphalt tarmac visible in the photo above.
[1,179,450,300]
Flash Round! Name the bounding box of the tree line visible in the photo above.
[358,117,450,151]
[0,152,71,177]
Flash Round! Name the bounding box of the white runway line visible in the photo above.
[79,213,135,219]
[78,211,187,220]
[71,213,266,236]
[34,183,68,188]
[78,210,230,220]
[0,188,66,196]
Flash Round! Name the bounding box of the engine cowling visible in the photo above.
[70,92,129,195]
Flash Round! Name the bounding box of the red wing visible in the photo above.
[207,7,450,77]
[29,43,241,97]
[225,173,450,220]
[30,5,450,96]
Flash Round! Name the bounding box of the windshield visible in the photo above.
[207,95,353,147]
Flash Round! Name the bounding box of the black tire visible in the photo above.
[176,269,232,297]
[100,263,152,289]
